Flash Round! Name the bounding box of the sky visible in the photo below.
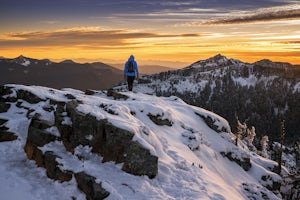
[0,0,300,67]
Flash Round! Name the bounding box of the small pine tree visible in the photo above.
[260,135,269,158]
[244,126,257,152]
[278,119,286,175]
[245,126,256,144]
[235,114,247,146]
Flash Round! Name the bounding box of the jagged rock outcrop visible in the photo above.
[24,118,58,167]
[15,87,158,197]
[55,100,158,178]
[11,85,157,178]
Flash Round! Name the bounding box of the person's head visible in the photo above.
[129,55,134,61]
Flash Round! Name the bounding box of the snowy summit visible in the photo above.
[0,84,294,200]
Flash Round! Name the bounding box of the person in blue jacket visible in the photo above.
[124,55,139,91]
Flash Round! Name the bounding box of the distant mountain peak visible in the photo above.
[208,53,229,61]
[13,55,31,67]
[190,54,232,69]
[60,59,76,64]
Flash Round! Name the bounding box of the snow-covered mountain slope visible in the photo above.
[0,84,293,200]
[119,54,300,144]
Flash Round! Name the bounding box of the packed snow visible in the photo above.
[0,84,284,199]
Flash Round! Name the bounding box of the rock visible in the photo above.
[107,89,129,100]
[0,85,16,102]
[195,112,225,133]
[0,126,9,131]
[147,113,172,126]
[16,89,44,104]
[85,89,96,95]
[92,121,135,163]
[24,119,59,167]
[0,102,10,113]
[30,118,53,130]
[54,102,74,152]
[122,141,158,178]
[56,100,158,178]
[44,151,73,182]
[65,94,76,100]
[220,151,252,171]
[75,172,110,200]
[0,118,8,126]
[0,131,18,142]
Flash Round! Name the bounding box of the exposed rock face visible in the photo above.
[147,113,172,126]
[75,172,110,200]
[44,151,73,182]
[7,84,158,196]
[195,112,228,133]
[122,141,158,178]
[55,100,158,178]
[220,151,252,171]
[24,119,58,167]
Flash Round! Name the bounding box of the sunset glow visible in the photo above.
[1,0,300,67]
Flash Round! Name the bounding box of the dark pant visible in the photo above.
[127,76,135,91]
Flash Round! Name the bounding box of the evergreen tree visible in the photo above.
[260,135,269,158]
[278,119,286,175]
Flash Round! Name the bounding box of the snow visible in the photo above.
[21,60,31,67]
[293,82,300,93]
[232,74,258,87]
[0,84,283,200]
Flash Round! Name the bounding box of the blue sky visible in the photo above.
[1,0,298,31]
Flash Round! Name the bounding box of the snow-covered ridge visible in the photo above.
[2,55,53,67]
[0,84,295,199]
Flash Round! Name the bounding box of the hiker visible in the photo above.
[124,55,139,91]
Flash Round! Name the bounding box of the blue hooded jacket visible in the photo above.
[124,55,138,77]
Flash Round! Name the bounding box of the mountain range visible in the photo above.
[117,54,300,145]
[0,55,124,90]
[0,56,174,91]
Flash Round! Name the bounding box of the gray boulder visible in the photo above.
[75,172,110,200]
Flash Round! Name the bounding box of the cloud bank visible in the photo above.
[205,7,300,24]
[0,27,200,49]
